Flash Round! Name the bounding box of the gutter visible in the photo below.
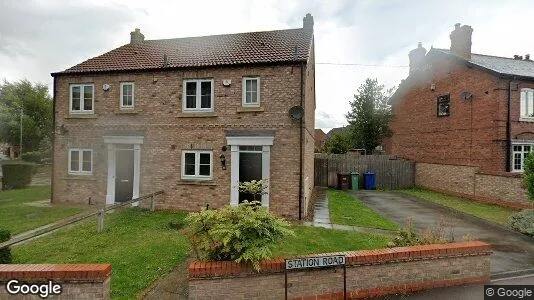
[298,62,304,220]
[506,78,514,172]
[51,77,57,203]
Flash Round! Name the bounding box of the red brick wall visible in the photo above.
[53,63,314,219]
[390,59,509,174]
[416,162,532,208]
[0,264,111,299]
[188,241,491,299]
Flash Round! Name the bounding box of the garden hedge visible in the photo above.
[0,229,11,263]
[1,162,35,189]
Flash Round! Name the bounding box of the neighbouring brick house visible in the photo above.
[50,14,316,219]
[314,129,326,151]
[389,23,534,208]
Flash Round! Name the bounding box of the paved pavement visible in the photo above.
[354,190,534,275]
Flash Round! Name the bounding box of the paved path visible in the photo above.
[354,190,534,275]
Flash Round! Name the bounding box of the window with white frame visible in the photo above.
[120,82,135,108]
[181,150,213,179]
[520,88,534,119]
[512,144,534,172]
[68,149,93,174]
[70,84,94,113]
[242,77,260,107]
[183,79,214,111]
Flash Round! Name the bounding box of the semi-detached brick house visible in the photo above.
[389,23,534,208]
[50,14,316,219]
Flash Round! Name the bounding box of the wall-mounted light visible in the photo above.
[430,83,436,91]
[220,154,226,170]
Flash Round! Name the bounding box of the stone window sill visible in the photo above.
[177,112,218,118]
[114,109,141,115]
[519,117,534,122]
[65,114,98,119]
[61,175,97,181]
[236,107,264,113]
[177,180,216,186]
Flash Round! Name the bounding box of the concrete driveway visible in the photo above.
[353,190,534,275]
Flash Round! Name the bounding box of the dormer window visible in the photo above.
[520,88,534,120]
[183,79,214,112]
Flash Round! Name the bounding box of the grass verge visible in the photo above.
[399,188,518,227]
[328,189,399,230]
[12,208,190,300]
[274,225,390,257]
[0,186,83,234]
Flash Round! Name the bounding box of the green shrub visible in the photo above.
[21,150,50,163]
[0,229,12,263]
[389,217,452,247]
[185,201,294,270]
[510,209,534,237]
[523,152,534,202]
[1,162,35,189]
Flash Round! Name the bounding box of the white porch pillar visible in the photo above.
[105,143,116,205]
[132,144,141,206]
[230,145,239,206]
[261,145,271,208]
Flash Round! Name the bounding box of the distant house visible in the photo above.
[324,126,347,141]
[389,23,534,208]
[50,14,316,219]
[314,129,326,151]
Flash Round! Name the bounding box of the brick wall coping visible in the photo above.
[189,241,491,279]
[0,264,111,281]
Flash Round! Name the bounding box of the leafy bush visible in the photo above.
[0,229,12,263]
[523,152,534,202]
[509,209,534,237]
[238,179,267,202]
[21,150,50,163]
[1,162,35,189]
[185,201,294,270]
[389,217,452,247]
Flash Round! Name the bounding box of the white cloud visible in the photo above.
[1,0,534,132]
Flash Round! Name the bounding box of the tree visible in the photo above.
[346,78,393,153]
[523,152,534,203]
[0,80,53,153]
[323,129,351,154]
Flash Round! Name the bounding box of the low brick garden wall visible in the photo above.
[189,241,491,299]
[0,264,111,299]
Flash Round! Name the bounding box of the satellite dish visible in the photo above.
[460,91,473,101]
[289,106,304,120]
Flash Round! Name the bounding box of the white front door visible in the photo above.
[104,136,143,205]
[226,135,274,207]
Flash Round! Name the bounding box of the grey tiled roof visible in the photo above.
[433,48,534,79]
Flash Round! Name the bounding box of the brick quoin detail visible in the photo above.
[188,241,491,299]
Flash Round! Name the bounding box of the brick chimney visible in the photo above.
[408,42,426,74]
[450,23,473,59]
[303,13,314,35]
[130,28,144,44]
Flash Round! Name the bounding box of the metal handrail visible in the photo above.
[0,190,164,249]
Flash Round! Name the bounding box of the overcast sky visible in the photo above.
[2,0,534,131]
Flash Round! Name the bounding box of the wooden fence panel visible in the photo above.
[314,154,415,189]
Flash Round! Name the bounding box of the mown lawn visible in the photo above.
[399,188,518,227]
[274,225,390,257]
[0,186,83,234]
[328,189,399,230]
[13,208,190,300]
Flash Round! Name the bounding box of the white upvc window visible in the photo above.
[242,77,260,107]
[68,149,93,174]
[520,88,534,120]
[181,150,213,180]
[512,143,534,172]
[120,82,135,109]
[183,79,214,112]
[69,84,94,114]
